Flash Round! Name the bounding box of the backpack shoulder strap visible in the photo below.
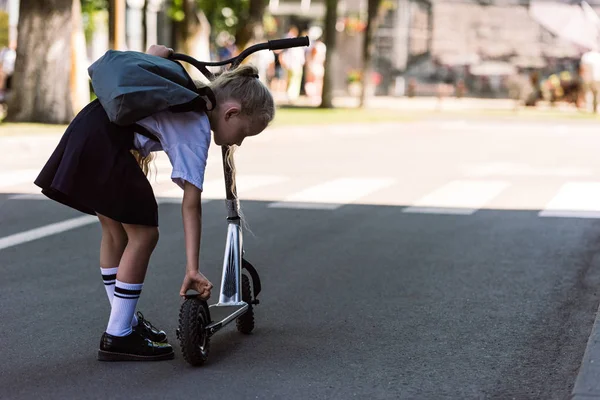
[197,86,217,111]
[132,123,159,142]
[168,85,216,114]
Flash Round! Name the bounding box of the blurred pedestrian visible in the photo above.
[304,26,326,100]
[580,48,600,112]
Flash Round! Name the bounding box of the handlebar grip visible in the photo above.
[268,36,310,51]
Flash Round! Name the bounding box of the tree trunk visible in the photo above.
[235,0,267,51]
[319,0,337,109]
[108,0,126,50]
[174,0,211,81]
[6,0,88,124]
[142,0,148,52]
[359,0,382,108]
[70,0,90,115]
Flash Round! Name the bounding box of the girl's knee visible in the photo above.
[98,214,128,247]
[126,225,159,249]
[146,227,159,248]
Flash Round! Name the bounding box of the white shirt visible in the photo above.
[133,109,211,191]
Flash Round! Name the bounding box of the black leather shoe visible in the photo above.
[133,311,168,343]
[98,331,174,361]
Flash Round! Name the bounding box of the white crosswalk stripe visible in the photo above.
[0,215,98,251]
[157,174,290,200]
[268,178,395,210]
[7,165,600,219]
[8,194,46,200]
[0,169,40,189]
[403,180,510,215]
[539,182,600,219]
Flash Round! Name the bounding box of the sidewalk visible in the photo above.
[0,95,593,139]
[275,93,584,113]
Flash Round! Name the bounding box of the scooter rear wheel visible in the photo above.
[236,274,255,334]
[178,297,210,366]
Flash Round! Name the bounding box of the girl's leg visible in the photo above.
[98,214,128,306]
[105,222,159,337]
[98,220,173,361]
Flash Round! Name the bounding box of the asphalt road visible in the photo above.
[2,116,600,399]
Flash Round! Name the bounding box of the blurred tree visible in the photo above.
[142,0,148,51]
[319,0,337,109]
[193,0,244,41]
[108,0,126,49]
[6,0,89,123]
[81,0,108,44]
[170,0,211,80]
[172,0,268,52]
[233,0,267,50]
[359,0,382,108]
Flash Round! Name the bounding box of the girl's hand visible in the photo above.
[180,270,213,299]
[146,44,173,58]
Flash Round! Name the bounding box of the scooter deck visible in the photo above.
[206,303,248,332]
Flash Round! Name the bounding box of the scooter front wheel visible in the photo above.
[236,274,255,334]
[178,297,211,366]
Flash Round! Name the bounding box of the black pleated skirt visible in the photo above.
[34,100,159,226]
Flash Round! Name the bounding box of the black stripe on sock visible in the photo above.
[115,287,142,295]
[102,273,117,281]
[114,293,140,300]
[103,281,116,286]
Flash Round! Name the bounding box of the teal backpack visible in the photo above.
[88,50,216,134]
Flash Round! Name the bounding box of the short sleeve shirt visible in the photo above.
[132,110,211,191]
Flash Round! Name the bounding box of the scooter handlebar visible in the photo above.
[268,36,310,51]
[170,36,310,80]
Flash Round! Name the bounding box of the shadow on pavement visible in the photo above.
[1,194,599,399]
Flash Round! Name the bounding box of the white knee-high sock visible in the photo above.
[106,280,143,337]
[101,267,118,305]
[101,268,138,327]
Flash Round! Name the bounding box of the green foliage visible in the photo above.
[78,0,270,47]
[199,0,248,38]
[167,0,186,22]
[81,0,108,43]
[168,0,249,40]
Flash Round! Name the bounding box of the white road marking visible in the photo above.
[402,206,477,215]
[268,202,340,210]
[156,196,213,204]
[268,178,395,210]
[539,182,600,218]
[462,162,592,178]
[0,215,98,251]
[160,174,289,199]
[8,194,47,200]
[0,169,39,189]
[0,197,216,251]
[403,180,510,215]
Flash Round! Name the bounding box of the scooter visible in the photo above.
[172,36,310,366]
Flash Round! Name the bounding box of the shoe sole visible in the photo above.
[97,349,175,362]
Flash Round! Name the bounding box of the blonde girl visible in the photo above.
[34,44,275,361]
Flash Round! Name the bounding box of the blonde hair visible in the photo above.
[133,64,273,233]
[131,149,155,177]
[204,64,275,200]
[208,64,275,127]
[211,64,274,235]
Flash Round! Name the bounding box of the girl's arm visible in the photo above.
[182,181,202,272]
[180,181,213,298]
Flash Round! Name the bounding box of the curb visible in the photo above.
[572,302,600,399]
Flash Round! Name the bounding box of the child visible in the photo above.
[34,44,275,361]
